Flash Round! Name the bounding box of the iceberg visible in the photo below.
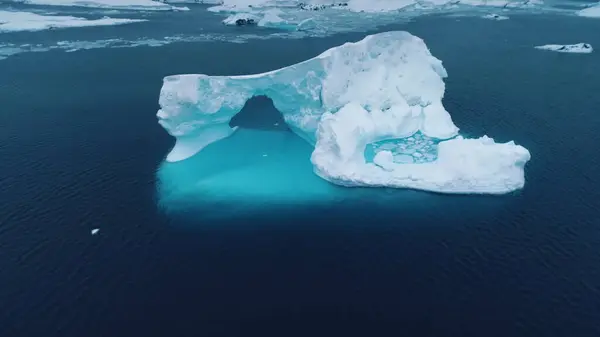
[11,0,188,11]
[481,13,509,20]
[577,3,600,18]
[222,12,261,25]
[535,43,593,53]
[222,9,292,28]
[0,10,146,32]
[157,31,530,194]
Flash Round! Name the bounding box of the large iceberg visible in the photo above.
[157,31,530,194]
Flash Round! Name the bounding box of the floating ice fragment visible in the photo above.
[534,43,593,53]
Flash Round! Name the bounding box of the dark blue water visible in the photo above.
[2,12,600,337]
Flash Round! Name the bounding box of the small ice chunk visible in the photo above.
[373,150,395,171]
[91,228,100,235]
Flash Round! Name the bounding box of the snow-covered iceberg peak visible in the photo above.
[157,31,531,194]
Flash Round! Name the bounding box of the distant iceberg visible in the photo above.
[0,10,146,32]
[222,12,261,25]
[11,0,189,11]
[206,0,543,13]
[481,13,509,20]
[577,3,600,18]
[535,43,593,53]
[157,31,530,194]
[222,9,292,28]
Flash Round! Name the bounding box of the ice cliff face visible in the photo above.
[157,31,531,194]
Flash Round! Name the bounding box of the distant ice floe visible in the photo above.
[535,43,593,53]
[10,0,189,11]
[206,0,545,13]
[481,13,509,20]
[0,10,146,32]
[222,8,293,28]
[577,2,600,18]
[0,32,284,60]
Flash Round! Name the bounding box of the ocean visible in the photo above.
[1,6,600,337]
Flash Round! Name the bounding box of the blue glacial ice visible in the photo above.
[157,31,531,194]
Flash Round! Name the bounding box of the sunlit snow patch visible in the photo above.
[157,31,530,195]
[535,43,593,53]
[0,11,146,32]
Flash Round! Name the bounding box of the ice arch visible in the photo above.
[157,31,531,194]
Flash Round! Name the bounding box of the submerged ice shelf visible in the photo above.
[157,31,531,195]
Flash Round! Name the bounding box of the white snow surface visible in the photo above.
[11,0,188,11]
[157,31,530,194]
[534,43,593,53]
[577,3,600,18]
[0,10,145,32]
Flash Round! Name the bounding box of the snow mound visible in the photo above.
[481,13,509,20]
[535,43,593,53]
[0,10,145,32]
[12,0,188,11]
[577,3,600,18]
[157,31,530,194]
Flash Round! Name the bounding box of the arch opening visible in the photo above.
[228,95,290,132]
